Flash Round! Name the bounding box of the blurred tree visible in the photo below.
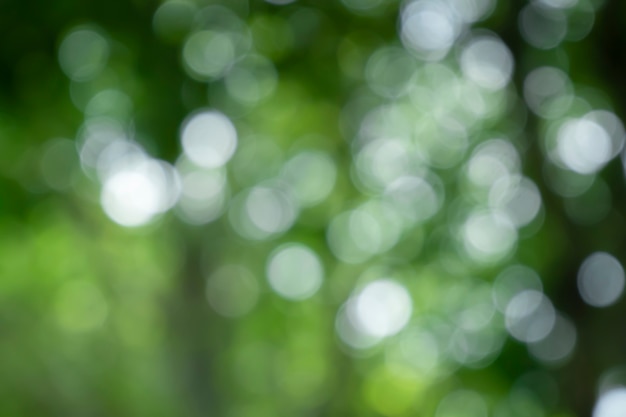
[2,1,626,417]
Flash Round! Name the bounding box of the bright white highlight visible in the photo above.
[593,388,626,417]
[400,0,459,60]
[460,35,514,91]
[554,111,626,175]
[181,110,238,169]
[101,158,179,227]
[267,243,324,300]
[557,118,612,174]
[347,279,413,338]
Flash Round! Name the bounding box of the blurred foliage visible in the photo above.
[2,0,626,417]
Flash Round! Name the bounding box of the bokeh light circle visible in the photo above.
[578,252,625,307]
[181,110,238,169]
[267,243,324,300]
[347,279,413,338]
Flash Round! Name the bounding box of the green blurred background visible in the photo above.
[2,0,626,416]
